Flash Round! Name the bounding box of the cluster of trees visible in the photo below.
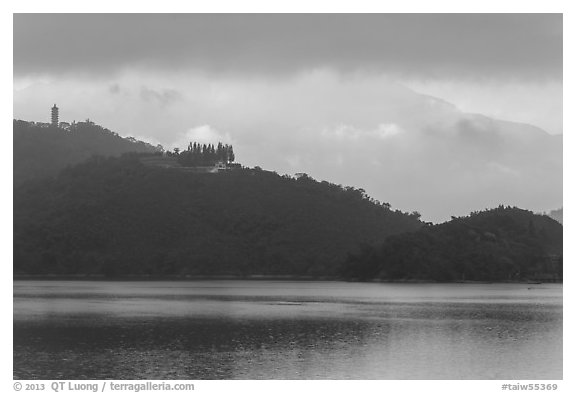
[13,154,422,277]
[14,119,160,185]
[171,142,235,167]
[341,206,563,282]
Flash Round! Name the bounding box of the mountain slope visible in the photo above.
[13,119,160,185]
[14,154,423,277]
[341,206,562,282]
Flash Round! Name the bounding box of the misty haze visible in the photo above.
[13,13,562,381]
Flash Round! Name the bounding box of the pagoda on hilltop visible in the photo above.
[51,104,59,127]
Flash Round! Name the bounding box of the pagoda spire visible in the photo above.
[51,104,59,127]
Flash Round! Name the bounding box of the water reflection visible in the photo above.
[13,281,562,379]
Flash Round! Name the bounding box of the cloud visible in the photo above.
[171,125,233,150]
[404,78,563,135]
[139,87,183,107]
[14,14,561,80]
[284,155,302,169]
[109,84,121,94]
[321,123,404,140]
[486,162,520,177]
[373,123,403,139]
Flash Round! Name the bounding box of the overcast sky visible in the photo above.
[13,14,563,222]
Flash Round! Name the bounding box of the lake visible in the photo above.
[13,280,562,379]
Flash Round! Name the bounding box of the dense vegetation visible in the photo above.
[174,142,235,167]
[341,206,563,282]
[14,154,423,277]
[13,120,160,185]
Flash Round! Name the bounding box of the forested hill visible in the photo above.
[14,154,423,277]
[341,206,563,282]
[14,120,160,185]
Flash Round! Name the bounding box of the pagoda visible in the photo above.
[51,104,59,127]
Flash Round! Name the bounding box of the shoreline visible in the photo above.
[12,274,561,284]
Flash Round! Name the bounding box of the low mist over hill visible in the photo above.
[342,206,562,282]
[14,154,422,277]
[547,207,563,224]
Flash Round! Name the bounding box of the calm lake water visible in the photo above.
[13,280,562,379]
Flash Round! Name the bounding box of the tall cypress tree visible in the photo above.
[217,142,223,162]
[228,145,235,163]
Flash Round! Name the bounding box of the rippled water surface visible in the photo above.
[13,280,562,379]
